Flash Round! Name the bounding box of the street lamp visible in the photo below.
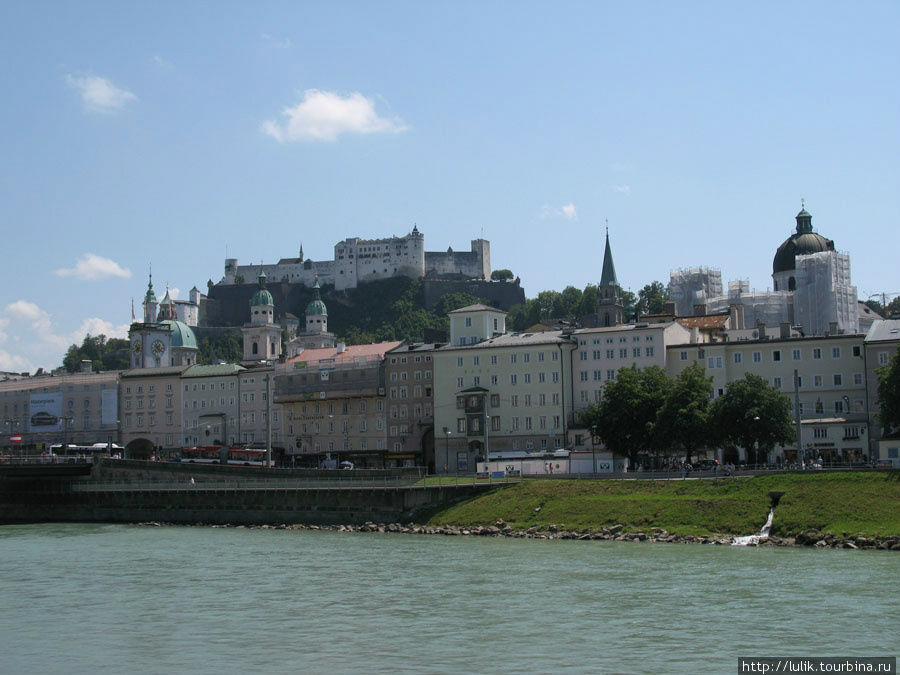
[442,426,450,474]
[484,413,491,467]
[591,425,597,475]
[753,415,761,467]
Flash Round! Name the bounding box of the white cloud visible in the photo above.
[71,318,130,342]
[65,74,137,113]
[262,89,408,142]
[612,184,631,194]
[152,55,173,69]
[540,202,578,221]
[261,33,292,49]
[1,301,130,373]
[55,253,132,281]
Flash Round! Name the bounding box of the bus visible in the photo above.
[49,443,124,458]
[179,445,273,467]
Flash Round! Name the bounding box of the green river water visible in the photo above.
[0,523,896,674]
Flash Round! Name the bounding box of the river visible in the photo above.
[0,523,896,674]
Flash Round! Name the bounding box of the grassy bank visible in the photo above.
[424,472,900,538]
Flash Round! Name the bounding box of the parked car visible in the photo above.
[695,459,718,471]
[30,411,59,426]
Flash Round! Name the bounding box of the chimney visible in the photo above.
[780,322,791,339]
[729,303,745,330]
[757,321,767,340]
[337,342,346,353]
[664,301,676,316]
[829,322,838,335]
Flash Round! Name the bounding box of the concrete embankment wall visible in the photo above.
[0,460,489,526]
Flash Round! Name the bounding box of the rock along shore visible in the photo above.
[135,519,900,551]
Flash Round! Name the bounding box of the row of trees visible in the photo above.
[579,364,796,467]
[506,281,669,332]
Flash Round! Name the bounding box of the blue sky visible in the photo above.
[1,1,898,373]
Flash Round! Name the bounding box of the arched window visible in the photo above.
[252,342,258,355]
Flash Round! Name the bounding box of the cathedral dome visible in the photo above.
[305,279,327,317]
[772,207,834,275]
[250,271,274,307]
[161,320,198,350]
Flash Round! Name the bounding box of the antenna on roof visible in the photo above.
[801,198,805,209]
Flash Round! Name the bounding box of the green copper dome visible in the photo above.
[250,271,274,307]
[161,319,198,349]
[305,279,327,317]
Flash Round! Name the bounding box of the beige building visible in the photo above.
[385,343,441,469]
[572,322,692,412]
[181,364,245,448]
[864,319,900,456]
[434,305,576,472]
[1,369,120,454]
[237,363,283,451]
[120,366,186,457]
[667,332,868,463]
[274,341,401,468]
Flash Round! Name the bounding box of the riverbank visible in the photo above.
[130,472,900,550]
[420,471,900,541]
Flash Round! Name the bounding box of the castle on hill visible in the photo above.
[220,226,491,292]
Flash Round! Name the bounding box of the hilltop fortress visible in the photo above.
[221,226,491,292]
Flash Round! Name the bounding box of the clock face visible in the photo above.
[151,340,165,356]
[132,340,142,354]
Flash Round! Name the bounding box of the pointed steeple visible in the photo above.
[597,223,624,327]
[795,199,813,234]
[143,270,158,323]
[599,225,619,289]
[299,243,304,262]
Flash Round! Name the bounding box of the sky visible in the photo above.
[1,1,898,373]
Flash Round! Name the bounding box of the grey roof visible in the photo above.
[181,364,246,378]
[121,366,187,378]
[448,304,506,314]
[438,330,574,351]
[865,319,900,343]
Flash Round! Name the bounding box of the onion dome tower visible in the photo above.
[772,203,835,292]
[242,269,281,362]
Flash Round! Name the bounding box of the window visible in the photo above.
[619,349,627,358]
[814,375,823,387]
[490,355,498,365]
[853,373,863,386]
[457,357,463,367]
[523,373,531,384]
[733,353,743,365]
[833,374,842,386]
[878,352,889,366]
[813,348,822,360]
[752,351,761,363]
[465,317,472,327]
[773,350,781,362]
[580,351,588,361]
[834,399,844,414]
[473,356,480,366]
[773,377,782,389]
[456,377,464,388]
[490,394,500,407]
[510,374,517,385]
[832,346,841,359]
[852,345,861,357]
[814,427,827,439]
[523,353,530,363]
[580,371,588,382]
[538,352,545,362]
[646,347,654,357]
[511,395,518,407]
[633,348,641,357]
[792,349,801,361]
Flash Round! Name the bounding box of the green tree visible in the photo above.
[709,373,795,465]
[876,348,900,432]
[62,334,130,372]
[654,363,713,464]
[490,269,514,282]
[577,284,598,320]
[433,291,481,317]
[637,281,669,316]
[621,289,637,321]
[579,365,672,468]
[198,331,243,365]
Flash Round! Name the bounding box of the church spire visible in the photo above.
[597,223,624,327]
[599,222,619,289]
